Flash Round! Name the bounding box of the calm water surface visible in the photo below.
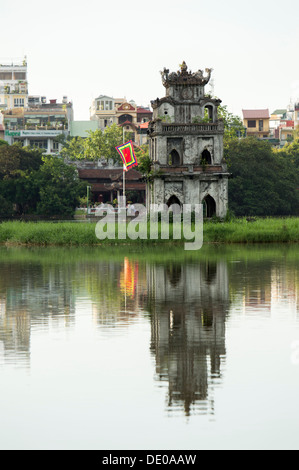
[0,244,299,450]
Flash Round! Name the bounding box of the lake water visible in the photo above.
[0,244,299,450]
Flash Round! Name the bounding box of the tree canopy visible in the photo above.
[35,156,85,217]
[0,144,84,218]
[227,137,299,216]
[61,124,125,163]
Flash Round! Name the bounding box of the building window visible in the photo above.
[259,120,264,131]
[119,114,133,124]
[53,141,59,151]
[13,139,25,146]
[105,101,112,110]
[0,72,13,80]
[14,98,25,107]
[248,120,256,128]
[14,72,26,80]
[30,140,48,150]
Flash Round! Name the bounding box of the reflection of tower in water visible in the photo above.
[148,260,229,416]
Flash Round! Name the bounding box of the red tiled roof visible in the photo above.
[242,109,270,119]
[137,107,152,114]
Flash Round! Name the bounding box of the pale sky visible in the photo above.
[1,0,298,120]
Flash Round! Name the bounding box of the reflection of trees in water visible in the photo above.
[0,257,147,364]
[0,261,75,365]
[228,257,299,315]
[82,259,147,325]
[1,246,298,402]
[148,261,229,416]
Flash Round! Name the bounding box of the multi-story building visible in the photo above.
[279,119,295,145]
[269,104,298,146]
[90,95,122,128]
[90,95,152,145]
[270,109,287,133]
[242,109,270,138]
[0,57,28,113]
[2,96,73,154]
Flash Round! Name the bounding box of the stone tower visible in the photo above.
[147,62,229,218]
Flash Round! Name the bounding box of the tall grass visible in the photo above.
[0,218,298,246]
[0,221,98,246]
[204,218,299,243]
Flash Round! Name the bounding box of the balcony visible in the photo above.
[5,124,68,131]
[149,121,224,136]
[156,165,224,175]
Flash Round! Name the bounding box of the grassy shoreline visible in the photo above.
[0,218,299,246]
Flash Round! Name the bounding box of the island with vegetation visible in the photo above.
[0,106,299,246]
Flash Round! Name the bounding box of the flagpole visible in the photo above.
[123,126,126,200]
[123,164,126,198]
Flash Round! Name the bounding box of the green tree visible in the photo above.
[60,136,86,161]
[0,143,43,177]
[218,105,246,161]
[275,138,299,169]
[0,144,43,214]
[227,137,299,216]
[100,124,124,162]
[134,144,151,175]
[35,156,85,217]
[61,124,125,163]
[0,195,13,218]
[83,129,105,160]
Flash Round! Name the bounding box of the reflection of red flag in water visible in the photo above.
[119,257,138,298]
[116,141,138,171]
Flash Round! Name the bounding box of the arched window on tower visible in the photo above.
[200,149,212,165]
[168,149,180,166]
[202,195,216,218]
[204,105,214,122]
[167,195,181,209]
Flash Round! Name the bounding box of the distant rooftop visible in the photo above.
[137,107,152,113]
[272,109,287,115]
[95,95,114,101]
[0,57,27,68]
[242,109,270,119]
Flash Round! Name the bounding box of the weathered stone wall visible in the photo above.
[148,63,229,218]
